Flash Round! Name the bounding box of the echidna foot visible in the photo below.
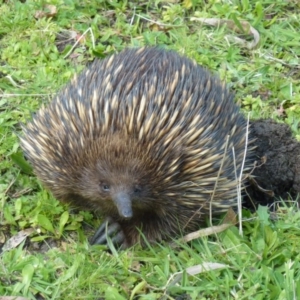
[90,217,126,248]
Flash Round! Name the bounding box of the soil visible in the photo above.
[246,119,300,207]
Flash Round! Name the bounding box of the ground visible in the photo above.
[1,1,300,299]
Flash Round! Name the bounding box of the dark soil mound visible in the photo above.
[246,119,300,206]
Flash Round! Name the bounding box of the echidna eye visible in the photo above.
[133,186,142,194]
[101,184,110,192]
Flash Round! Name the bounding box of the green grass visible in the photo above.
[1,0,300,299]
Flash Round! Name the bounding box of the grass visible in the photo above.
[1,0,300,299]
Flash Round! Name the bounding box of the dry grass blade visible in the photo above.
[175,223,233,244]
[166,262,230,287]
[191,17,260,49]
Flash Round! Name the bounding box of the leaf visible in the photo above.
[105,287,127,300]
[58,211,69,236]
[257,205,271,225]
[22,264,35,294]
[37,214,55,234]
[2,229,34,252]
[10,151,33,174]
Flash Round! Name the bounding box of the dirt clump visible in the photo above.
[247,119,300,206]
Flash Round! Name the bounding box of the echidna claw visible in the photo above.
[90,217,125,247]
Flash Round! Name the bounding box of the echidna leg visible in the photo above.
[90,217,126,247]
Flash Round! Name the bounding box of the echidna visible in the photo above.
[21,47,251,247]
